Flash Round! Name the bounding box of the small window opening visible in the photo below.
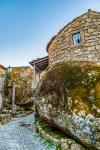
[72,32,81,45]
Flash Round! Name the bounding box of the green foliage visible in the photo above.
[44,140,54,147]
[56,144,62,150]
[39,120,52,135]
[45,128,52,135]
[39,120,46,127]
[38,119,64,149]
[55,135,61,140]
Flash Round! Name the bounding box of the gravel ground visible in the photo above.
[0,113,55,150]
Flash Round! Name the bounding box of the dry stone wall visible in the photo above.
[47,11,100,66]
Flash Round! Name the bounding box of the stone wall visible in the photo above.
[0,114,11,125]
[0,76,6,110]
[35,70,47,82]
[47,10,100,66]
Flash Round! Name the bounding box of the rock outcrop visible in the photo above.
[0,114,11,125]
[36,62,100,150]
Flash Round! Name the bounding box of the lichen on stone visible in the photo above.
[36,62,100,150]
[38,62,100,118]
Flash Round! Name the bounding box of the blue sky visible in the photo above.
[0,0,100,67]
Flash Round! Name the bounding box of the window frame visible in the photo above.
[72,32,81,45]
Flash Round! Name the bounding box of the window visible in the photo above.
[72,32,81,45]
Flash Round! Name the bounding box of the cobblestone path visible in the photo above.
[0,113,55,150]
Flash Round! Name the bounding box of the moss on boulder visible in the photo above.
[36,62,100,150]
[38,62,100,117]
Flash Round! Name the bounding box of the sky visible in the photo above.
[0,0,100,67]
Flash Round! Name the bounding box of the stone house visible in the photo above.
[0,65,7,91]
[33,10,100,150]
[29,56,48,89]
[30,10,100,87]
[0,65,7,76]
[46,10,100,66]
[35,10,100,150]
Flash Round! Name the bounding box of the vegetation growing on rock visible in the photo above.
[38,62,100,118]
[4,67,33,104]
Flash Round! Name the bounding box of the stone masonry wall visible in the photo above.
[47,10,100,66]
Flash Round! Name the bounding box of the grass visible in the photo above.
[37,119,65,149]
[55,135,61,140]
[44,128,52,135]
[38,120,53,135]
[56,144,62,150]
[44,140,54,148]
[39,120,47,127]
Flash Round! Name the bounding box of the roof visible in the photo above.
[29,56,48,71]
[0,64,7,70]
[11,66,32,74]
[12,66,31,69]
[46,10,100,52]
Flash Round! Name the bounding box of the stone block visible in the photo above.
[71,143,86,150]
[61,143,69,150]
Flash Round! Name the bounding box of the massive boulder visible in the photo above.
[36,62,100,150]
